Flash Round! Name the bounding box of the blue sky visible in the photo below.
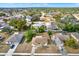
[0,3,79,8]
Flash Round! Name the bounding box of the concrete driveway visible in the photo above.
[5,32,23,56]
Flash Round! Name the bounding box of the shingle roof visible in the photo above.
[6,32,23,43]
[32,33,50,46]
[71,33,79,40]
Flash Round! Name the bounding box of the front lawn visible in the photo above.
[35,44,59,53]
[0,32,10,43]
[65,46,79,54]
[15,42,32,53]
[0,44,10,53]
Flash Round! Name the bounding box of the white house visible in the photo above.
[45,22,58,30]
[25,16,32,22]
[32,22,45,29]
[13,14,24,19]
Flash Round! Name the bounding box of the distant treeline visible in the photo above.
[0,8,79,16]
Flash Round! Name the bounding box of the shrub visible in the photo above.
[38,25,46,33]
[26,29,36,42]
[47,30,52,36]
[65,37,79,49]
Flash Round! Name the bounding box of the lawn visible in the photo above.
[35,44,59,53]
[0,32,10,43]
[0,44,10,53]
[0,32,11,53]
[15,42,32,53]
[15,43,59,53]
[65,46,79,54]
[15,30,59,53]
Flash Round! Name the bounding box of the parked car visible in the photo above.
[10,45,15,49]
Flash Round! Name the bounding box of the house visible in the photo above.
[13,14,24,19]
[0,19,11,30]
[40,15,55,21]
[32,33,50,46]
[40,12,55,21]
[40,16,45,21]
[45,21,58,30]
[51,33,69,50]
[25,16,32,22]
[25,16,32,26]
[71,32,79,42]
[41,12,46,16]
[0,19,6,30]
[32,21,45,29]
[73,14,79,22]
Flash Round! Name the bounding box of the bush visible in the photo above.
[38,25,46,33]
[0,13,6,16]
[65,37,79,49]
[26,29,36,42]
[72,44,79,49]
[47,30,52,36]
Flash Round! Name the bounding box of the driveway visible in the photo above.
[5,32,23,56]
[53,37,67,56]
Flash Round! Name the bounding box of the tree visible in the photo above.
[3,19,8,23]
[63,22,79,32]
[38,25,46,33]
[53,14,62,22]
[0,13,6,16]
[9,19,27,31]
[26,29,36,42]
[63,22,75,32]
[75,24,79,32]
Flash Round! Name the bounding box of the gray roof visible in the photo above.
[7,32,23,43]
[71,33,79,40]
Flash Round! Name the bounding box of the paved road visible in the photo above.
[5,32,23,56]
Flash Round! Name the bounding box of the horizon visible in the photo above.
[0,3,79,8]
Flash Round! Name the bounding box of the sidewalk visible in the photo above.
[5,43,19,56]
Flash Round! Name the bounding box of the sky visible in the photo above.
[0,3,79,8]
